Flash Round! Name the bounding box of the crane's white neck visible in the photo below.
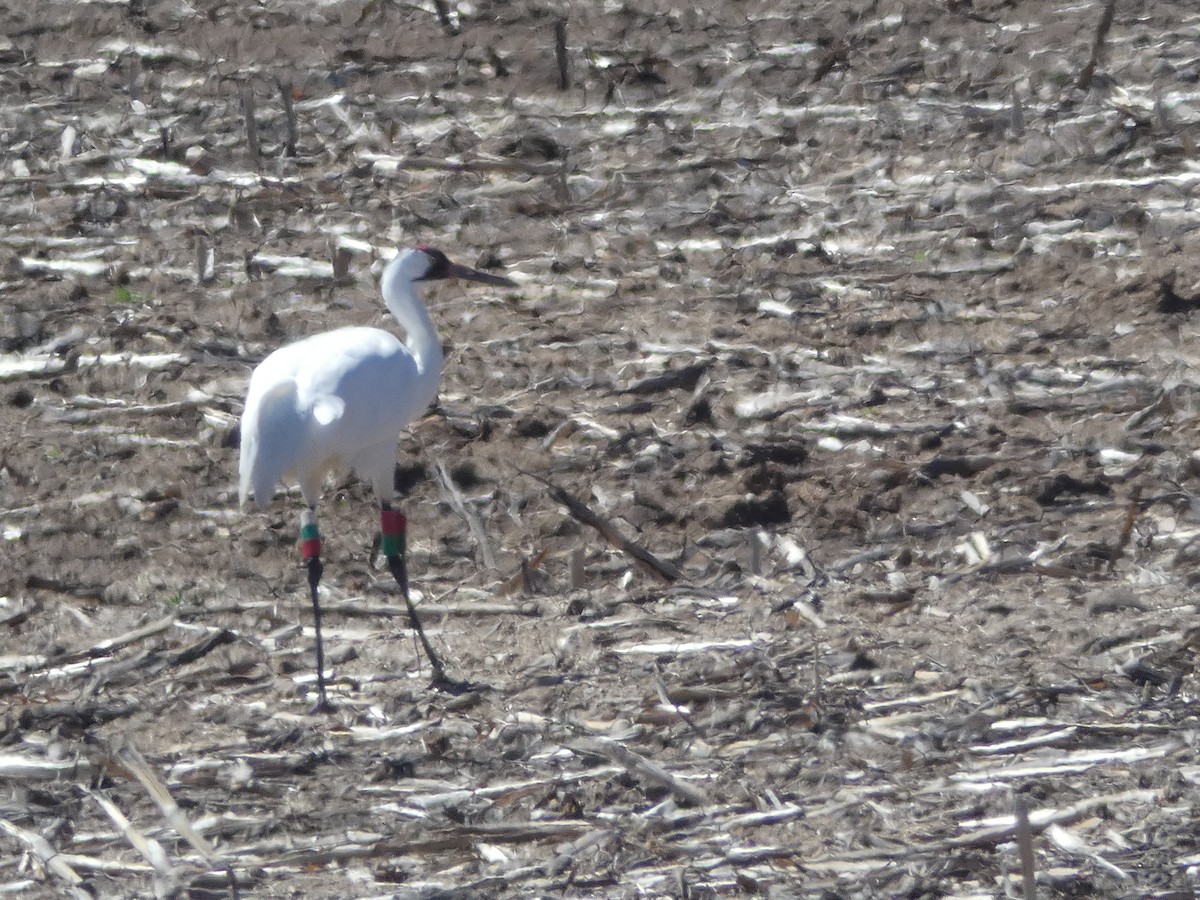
[380,252,444,384]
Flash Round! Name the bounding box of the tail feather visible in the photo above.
[239,377,302,509]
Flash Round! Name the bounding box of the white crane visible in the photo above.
[239,246,517,710]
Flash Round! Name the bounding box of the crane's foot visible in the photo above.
[309,696,336,715]
[430,670,478,695]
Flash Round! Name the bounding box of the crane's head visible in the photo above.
[411,246,517,287]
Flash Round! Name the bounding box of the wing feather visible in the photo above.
[238,376,303,508]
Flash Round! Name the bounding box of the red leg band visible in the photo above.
[300,512,321,561]
[381,509,406,558]
[381,509,407,536]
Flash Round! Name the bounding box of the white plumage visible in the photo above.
[240,247,459,507]
[237,245,516,708]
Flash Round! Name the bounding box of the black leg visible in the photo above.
[301,509,333,712]
[306,557,332,712]
[381,505,469,692]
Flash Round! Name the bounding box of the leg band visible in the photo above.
[300,509,321,562]
[381,509,406,558]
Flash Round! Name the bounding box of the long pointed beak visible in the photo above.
[444,262,518,287]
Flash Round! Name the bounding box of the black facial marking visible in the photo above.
[415,246,450,280]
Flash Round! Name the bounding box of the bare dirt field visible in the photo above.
[3,1,1200,897]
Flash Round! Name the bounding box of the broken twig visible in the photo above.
[525,471,679,582]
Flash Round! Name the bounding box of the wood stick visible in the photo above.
[126,53,140,103]
[568,737,709,806]
[277,78,297,157]
[434,460,495,570]
[242,83,259,161]
[569,547,585,589]
[84,788,177,886]
[554,20,569,90]
[1014,793,1037,900]
[110,741,219,866]
[0,819,91,898]
[496,549,549,596]
[525,471,679,582]
[324,598,539,617]
[1108,486,1141,571]
[195,234,213,284]
[46,614,175,666]
[331,243,352,283]
[1009,85,1025,136]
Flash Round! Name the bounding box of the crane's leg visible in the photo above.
[380,503,462,690]
[300,508,333,712]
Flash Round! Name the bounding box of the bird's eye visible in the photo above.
[419,249,450,280]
